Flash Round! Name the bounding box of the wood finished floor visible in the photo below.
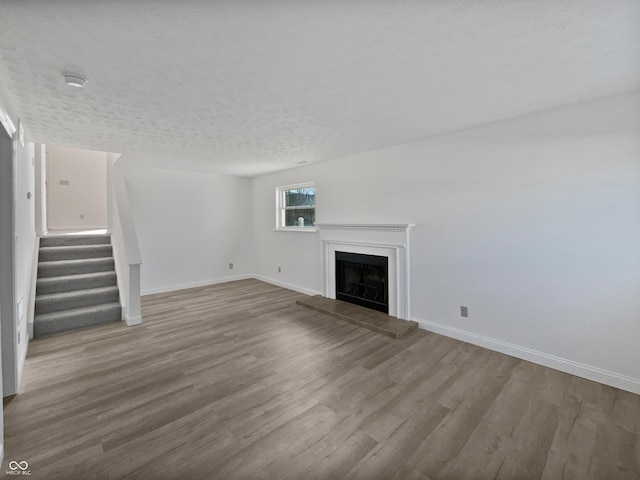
[4,279,639,479]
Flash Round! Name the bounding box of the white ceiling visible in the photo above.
[0,0,638,176]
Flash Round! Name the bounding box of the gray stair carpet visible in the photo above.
[34,234,122,337]
[40,234,110,247]
[39,244,113,262]
[37,271,117,295]
[38,257,115,278]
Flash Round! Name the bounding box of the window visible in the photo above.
[276,182,316,231]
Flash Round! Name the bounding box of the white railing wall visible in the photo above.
[107,154,142,326]
[26,237,39,339]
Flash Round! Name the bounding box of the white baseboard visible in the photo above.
[252,275,321,297]
[141,275,253,296]
[142,274,321,298]
[413,317,640,395]
[124,314,142,326]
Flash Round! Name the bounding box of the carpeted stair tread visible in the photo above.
[36,286,120,314]
[40,235,111,247]
[39,244,113,262]
[34,302,122,337]
[35,234,122,337]
[38,257,115,278]
[37,271,117,295]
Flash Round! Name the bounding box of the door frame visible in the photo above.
[0,105,18,397]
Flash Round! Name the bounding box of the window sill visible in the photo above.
[275,227,318,233]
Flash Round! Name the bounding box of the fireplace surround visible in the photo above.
[316,223,414,319]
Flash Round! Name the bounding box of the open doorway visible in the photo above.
[32,145,123,338]
[43,145,108,236]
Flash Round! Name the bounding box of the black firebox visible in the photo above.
[335,251,388,314]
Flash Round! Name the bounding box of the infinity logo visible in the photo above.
[8,461,28,471]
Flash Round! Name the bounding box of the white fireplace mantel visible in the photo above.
[316,223,414,319]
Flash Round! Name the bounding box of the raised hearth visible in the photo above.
[297,295,418,339]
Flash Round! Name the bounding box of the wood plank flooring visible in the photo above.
[3,278,639,479]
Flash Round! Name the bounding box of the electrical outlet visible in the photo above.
[460,306,468,318]
[228,263,233,270]
[278,266,281,273]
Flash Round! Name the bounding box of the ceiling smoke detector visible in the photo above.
[63,73,87,88]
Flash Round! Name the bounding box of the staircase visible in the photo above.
[34,234,122,337]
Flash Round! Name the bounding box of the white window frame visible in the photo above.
[276,182,317,232]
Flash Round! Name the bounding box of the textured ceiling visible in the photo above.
[0,0,639,176]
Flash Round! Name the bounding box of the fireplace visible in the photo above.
[336,251,389,313]
[317,223,414,319]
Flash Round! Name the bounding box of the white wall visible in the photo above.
[121,165,254,295]
[0,67,36,402]
[46,145,107,230]
[34,144,47,235]
[14,140,34,384]
[252,92,640,392]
